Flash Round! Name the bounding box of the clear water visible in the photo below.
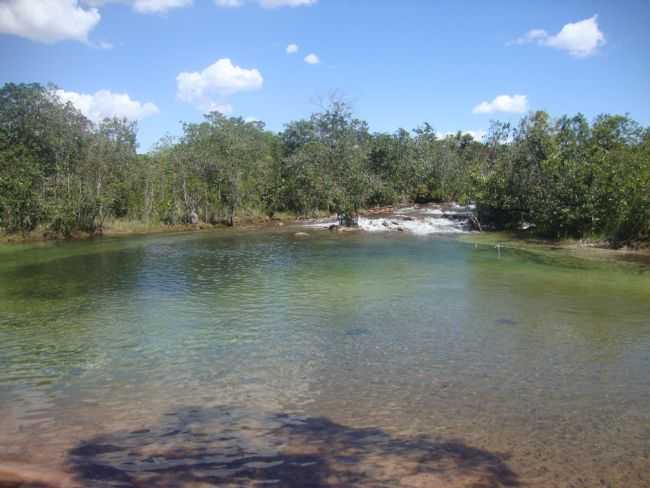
[0,229,649,487]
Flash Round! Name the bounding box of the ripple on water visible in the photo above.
[0,230,649,487]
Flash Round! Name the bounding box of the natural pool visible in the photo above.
[0,229,649,487]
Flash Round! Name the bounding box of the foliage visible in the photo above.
[0,83,648,243]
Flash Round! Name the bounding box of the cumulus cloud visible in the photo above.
[0,0,100,43]
[473,95,528,114]
[131,0,192,13]
[176,58,263,113]
[304,53,319,64]
[511,15,605,57]
[214,0,243,7]
[82,0,192,14]
[510,28,547,45]
[55,89,159,122]
[286,43,298,54]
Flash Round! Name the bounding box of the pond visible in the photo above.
[1,229,649,487]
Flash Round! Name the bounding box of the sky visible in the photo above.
[1,0,649,151]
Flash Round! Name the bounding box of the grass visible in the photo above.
[0,212,305,245]
[460,230,650,259]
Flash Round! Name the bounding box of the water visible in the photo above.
[0,229,649,487]
[304,203,474,234]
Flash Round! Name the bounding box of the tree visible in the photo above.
[1,81,648,243]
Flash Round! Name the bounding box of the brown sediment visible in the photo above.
[53,406,519,488]
[0,462,78,488]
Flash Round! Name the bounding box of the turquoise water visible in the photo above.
[1,229,649,487]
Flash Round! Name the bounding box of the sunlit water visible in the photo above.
[0,229,649,487]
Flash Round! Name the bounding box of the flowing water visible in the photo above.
[304,203,475,234]
[0,228,649,487]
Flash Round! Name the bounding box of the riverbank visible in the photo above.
[0,223,216,244]
[0,213,299,245]
[2,207,649,261]
[460,231,650,258]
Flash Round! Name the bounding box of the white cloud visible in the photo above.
[473,94,528,114]
[55,89,159,122]
[82,0,192,14]
[286,43,298,54]
[214,0,243,7]
[304,53,319,64]
[544,15,605,57]
[0,0,100,44]
[176,58,263,113]
[132,0,192,13]
[511,15,605,57]
[510,28,547,45]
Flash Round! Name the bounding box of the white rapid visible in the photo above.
[302,203,475,235]
[357,215,468,234]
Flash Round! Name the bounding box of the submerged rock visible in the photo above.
[338,213,359,227]
[294,232,310,237]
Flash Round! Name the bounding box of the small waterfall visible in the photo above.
[357,215,469,234]
[303,203,475,235]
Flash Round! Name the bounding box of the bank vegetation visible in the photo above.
[1,83,648,245]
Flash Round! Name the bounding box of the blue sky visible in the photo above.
[1,0,649,151]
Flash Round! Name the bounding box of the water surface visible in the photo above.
[1,229,649,487]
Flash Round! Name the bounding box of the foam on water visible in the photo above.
[358,216,469,235]
[301,203,473,235]
[302,218,338,229]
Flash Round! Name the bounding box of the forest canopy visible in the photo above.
[1,82,648,243]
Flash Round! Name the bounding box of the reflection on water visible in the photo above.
[0,229,649,487]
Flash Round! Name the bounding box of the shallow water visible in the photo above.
[0,229,649,487]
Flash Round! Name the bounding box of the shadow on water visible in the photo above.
[60,406,519,488]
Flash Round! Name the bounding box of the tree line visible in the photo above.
[1,82,648,243]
